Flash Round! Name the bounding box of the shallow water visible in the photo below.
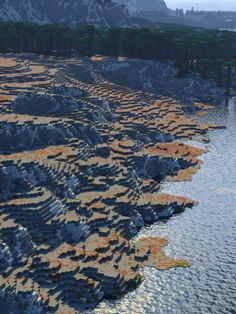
[90,99,236,314]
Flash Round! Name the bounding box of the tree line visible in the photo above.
[0,21,236,88]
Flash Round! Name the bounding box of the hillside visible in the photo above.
[0,0,132,27]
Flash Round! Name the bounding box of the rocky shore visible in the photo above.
[0,54,221,313]
[92,56,230,105]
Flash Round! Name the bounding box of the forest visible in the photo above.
[0,21,236,84]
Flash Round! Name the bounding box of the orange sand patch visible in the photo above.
[140,193,197,207]
[168,164,202,182]
[0,113,59,124]
[30,65,46,74]
[91,55,108,62]
[0,146,74,162]
[145,142,206,160]
[136,237,189,269]
[0,94,16,102]
[0,58,17,67]
[195,110,209,117]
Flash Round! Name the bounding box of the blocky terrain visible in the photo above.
[0,54,218,313]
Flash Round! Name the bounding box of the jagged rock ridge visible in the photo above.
[0,0,132,27]
[117,0,168,14]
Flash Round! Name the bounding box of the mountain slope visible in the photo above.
[117,0,168,14]
[0,0,132,27]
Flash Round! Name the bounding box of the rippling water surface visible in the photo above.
[90,99,236,314]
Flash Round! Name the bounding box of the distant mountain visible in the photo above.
[0,0,132,27]
[117,0,168,14]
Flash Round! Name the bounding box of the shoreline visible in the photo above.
[0,53,221,313]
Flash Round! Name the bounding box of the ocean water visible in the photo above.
[90,98,236,314]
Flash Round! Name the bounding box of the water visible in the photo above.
[90,98,236,314]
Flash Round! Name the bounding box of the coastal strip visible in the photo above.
[0,54,218,313]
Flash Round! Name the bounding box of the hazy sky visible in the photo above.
[165,0,236,11]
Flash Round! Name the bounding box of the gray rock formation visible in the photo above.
[117,0,168,14]
[94,57,226,103]
[0,0,132,27]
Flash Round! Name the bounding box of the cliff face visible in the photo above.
[94,58,226,102]
[117,0,168,14]
[0,0,132,27]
